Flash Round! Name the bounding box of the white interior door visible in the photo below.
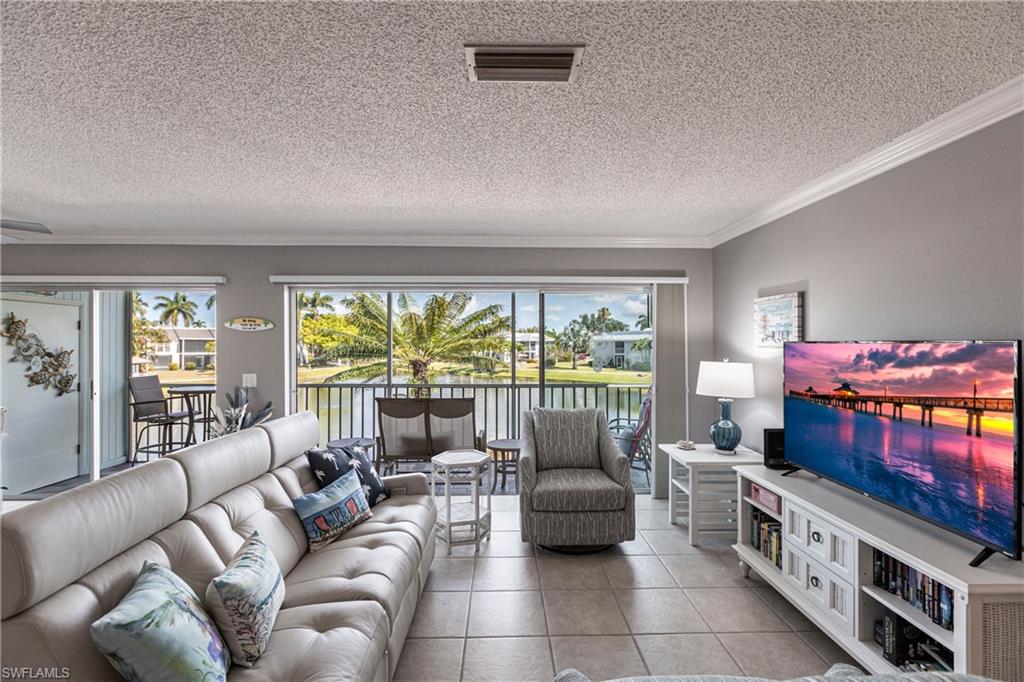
[1,295,82,494]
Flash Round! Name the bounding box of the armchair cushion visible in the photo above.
[533,408,602,471]
[532,469,627,512]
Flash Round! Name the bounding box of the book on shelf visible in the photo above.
[750,509,782,569]
[879,610,954,671]
[871,548,954,631]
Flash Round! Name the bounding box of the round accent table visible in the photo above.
[486,438,524,493]
[431,449,492,555]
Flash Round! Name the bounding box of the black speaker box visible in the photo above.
[763,428,787,469]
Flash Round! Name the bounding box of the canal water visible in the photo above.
[784,397,1017,553]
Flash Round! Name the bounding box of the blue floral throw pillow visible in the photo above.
[91,562,230,682]
[205,532,285,667]
[293,468,373,551]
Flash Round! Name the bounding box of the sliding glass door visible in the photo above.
[291,286,652,445]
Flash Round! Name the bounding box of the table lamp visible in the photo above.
[695,359,755,454]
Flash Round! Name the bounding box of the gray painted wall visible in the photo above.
[1,245,716,493]
[712,113,1024,452]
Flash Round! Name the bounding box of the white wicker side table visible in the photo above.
[431,449,492,555]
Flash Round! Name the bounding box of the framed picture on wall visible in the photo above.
[753,292,803,348]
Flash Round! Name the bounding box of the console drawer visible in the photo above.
[790,544,856,634]
[783,500,855,581]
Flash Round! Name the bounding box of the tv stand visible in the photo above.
[969,547,997,568]
[733,466,1023,679]
[780,466,801,477]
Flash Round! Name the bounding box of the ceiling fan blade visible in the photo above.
[0,219,51,235]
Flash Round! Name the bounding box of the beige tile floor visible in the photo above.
[396,495,860,682]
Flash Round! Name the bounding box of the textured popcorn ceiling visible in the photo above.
[1,1,1022,245]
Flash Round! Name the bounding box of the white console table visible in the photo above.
[659,443,762,545]
[733,466,1023,679]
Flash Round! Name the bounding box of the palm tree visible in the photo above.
[154,291,199,326]
[327,292,511,388]
[130,291,148,321]
[297,291,335,319]
[634,313,652,353]
[205,293,216,310]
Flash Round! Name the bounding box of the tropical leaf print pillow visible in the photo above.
[292,468,373,551]
[206,532,285,667]
[91,561,230,682]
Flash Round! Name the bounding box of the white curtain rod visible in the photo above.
[269,275,687,287]
[1,275,227,286]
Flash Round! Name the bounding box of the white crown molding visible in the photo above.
[3,231,712,249]
[707,74,1024,248]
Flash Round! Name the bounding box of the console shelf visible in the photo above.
[742,494,781,519]
[733,466,1024,679]
[860,585,955,650]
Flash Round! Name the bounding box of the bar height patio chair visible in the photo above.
[128,375,191,465]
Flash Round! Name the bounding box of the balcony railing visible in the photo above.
[296,382,650,445]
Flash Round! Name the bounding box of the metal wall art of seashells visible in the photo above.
[2,313,78,396]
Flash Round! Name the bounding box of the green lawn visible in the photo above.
[296,361,650,386]
[152,368,216,385]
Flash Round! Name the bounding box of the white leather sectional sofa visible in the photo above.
[1,411,437,681]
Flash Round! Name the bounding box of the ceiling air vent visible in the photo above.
[465,45,585,83]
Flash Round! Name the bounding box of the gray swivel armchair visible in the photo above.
[519,407,636,548]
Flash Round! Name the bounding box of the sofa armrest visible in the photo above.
[382,472,430,496]
[598,419,631,488]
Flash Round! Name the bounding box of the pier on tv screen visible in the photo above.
[783,341,1020,554]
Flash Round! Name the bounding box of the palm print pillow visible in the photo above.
[343,446,390,507]
[91,562,230,682]
[205,532,285,667]
[305,446,353,488]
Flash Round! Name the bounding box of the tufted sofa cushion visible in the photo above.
[229,602,389,682]
[283,530,420,624]
[1,458,188,620]
[187,473,310,575]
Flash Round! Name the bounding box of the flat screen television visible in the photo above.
[783,340,1021,561]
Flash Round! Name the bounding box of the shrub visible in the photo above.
[168,362,179,371]
[185,362,197,371]
[544,356,557,368]
[206,363,215,370]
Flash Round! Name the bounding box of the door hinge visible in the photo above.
[77,320,81,330]
[76,444,81,454]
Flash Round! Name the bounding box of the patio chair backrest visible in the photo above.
[376,397,479,459]
[376,398,430,458]
[427,398,477,455]
[129,374,168,419]
[629,391,654,458]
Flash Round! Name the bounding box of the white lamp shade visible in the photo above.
[695,361,755,399]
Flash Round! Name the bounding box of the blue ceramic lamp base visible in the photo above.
[708,398,742,454]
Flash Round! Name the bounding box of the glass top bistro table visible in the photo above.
[431,449,492,555]
[167,385,217,446]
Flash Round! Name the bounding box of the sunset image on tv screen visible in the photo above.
[784,341,1018,553]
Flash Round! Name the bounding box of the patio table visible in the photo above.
[168,385,216,445]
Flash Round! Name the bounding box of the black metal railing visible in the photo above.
[296,382,650,446]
